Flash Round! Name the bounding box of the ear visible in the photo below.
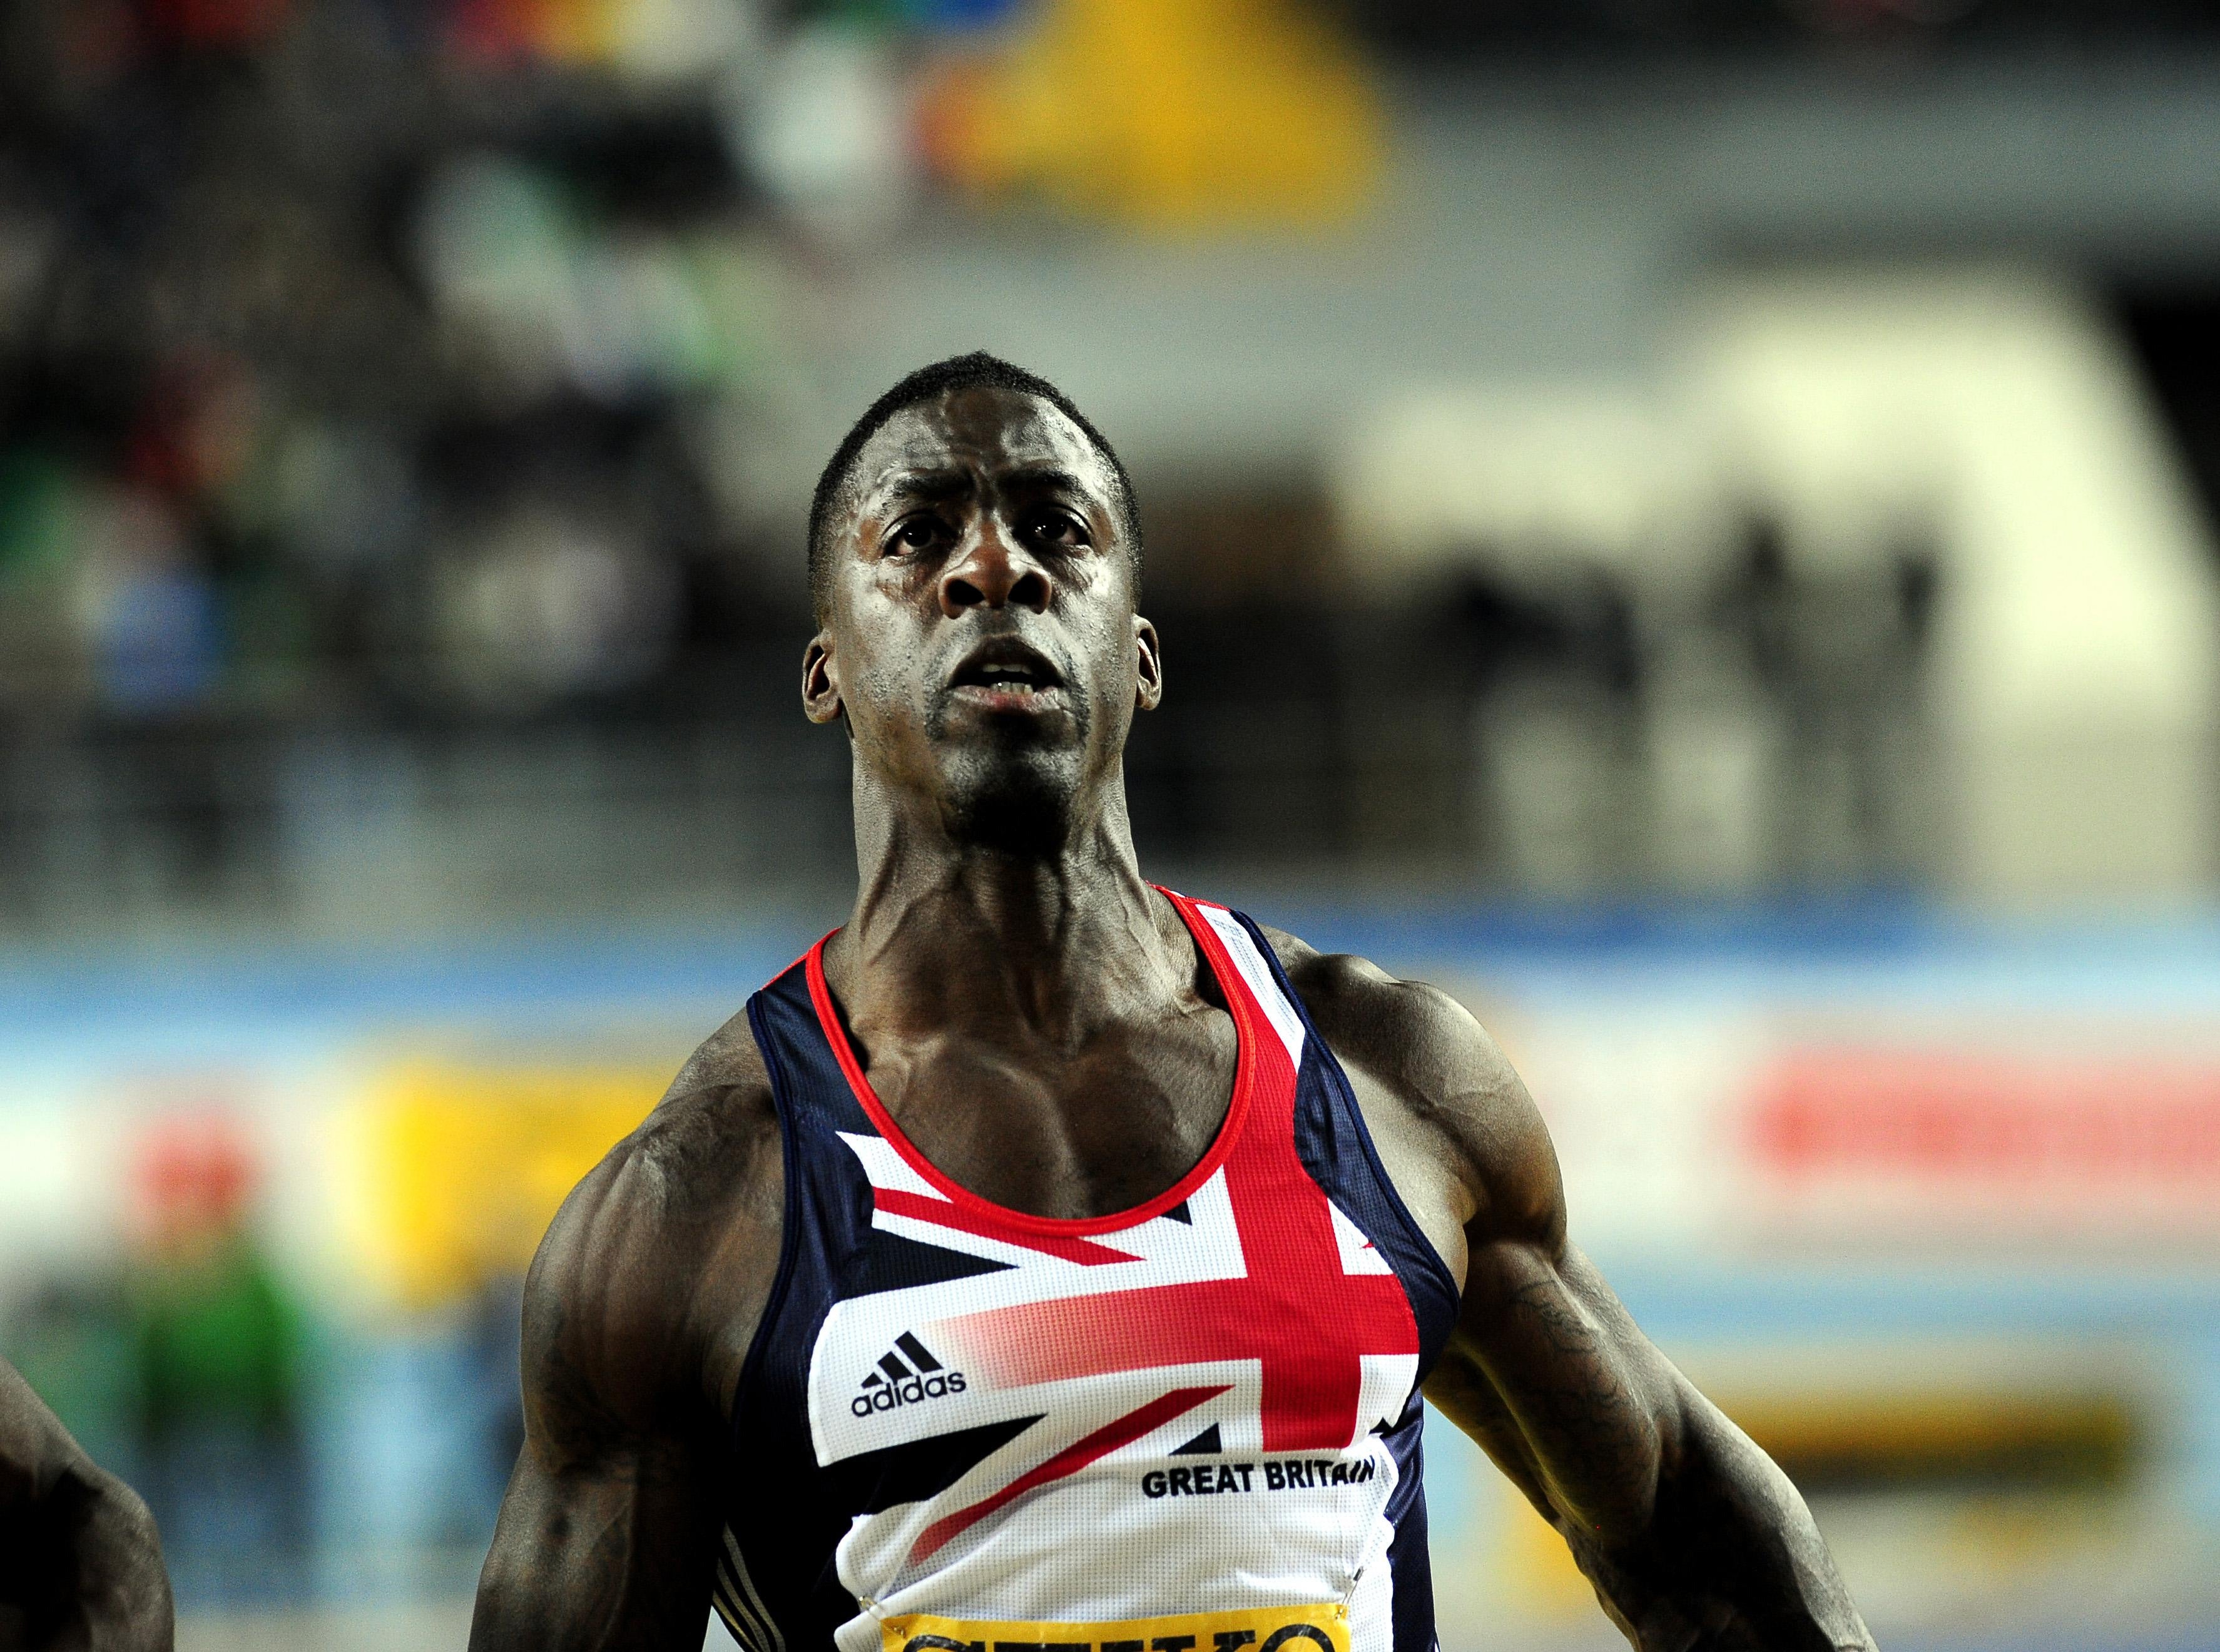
[1133,614,1163,712]
[802,631,844,724]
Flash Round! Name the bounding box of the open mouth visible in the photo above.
[950,641,1066,703]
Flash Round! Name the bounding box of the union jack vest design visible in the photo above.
[718,892,1460,1652]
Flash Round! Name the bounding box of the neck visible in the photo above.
[832,765,1184,1046]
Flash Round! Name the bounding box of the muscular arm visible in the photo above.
[0,1357,173,1652]
[1437,1242,1871,1650]
[1275,940,1875,1652]
[469,1065,784,1652]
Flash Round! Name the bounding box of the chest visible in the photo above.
[847,1013,1240,1221]
[802,1073,1434,1481]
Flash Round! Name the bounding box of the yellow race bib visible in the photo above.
[879,1603,1349,1652]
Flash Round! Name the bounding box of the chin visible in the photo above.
[939,748,1086,854]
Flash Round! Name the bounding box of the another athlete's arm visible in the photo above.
[1288,949,1875,1652]
[0,1355,173,1652]
[469,1078,784,1652]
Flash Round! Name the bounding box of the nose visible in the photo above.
[939,520,1052,618]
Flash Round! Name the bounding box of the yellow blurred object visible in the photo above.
[1482,1378,2145,1621]
[465,0,620,66]
[1726,1390,2139,1489]
[1497,1492,1596,1619]
[361,1060,664,1308]
[923,0,1381,230]
[538,0,612,64]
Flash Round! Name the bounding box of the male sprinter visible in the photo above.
[0,1357,173,1651]
[470,354,1876,1652]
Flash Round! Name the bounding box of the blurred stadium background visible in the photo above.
[5,0,2220,1647]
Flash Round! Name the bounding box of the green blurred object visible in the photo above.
[803,0,909,29]
[135,1238,302,1435]
[0,447,79,579]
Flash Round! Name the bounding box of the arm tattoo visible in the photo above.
[1450,1260,1875,1651]
[531,1300,636,1466]
[1500,1279,1657,1527]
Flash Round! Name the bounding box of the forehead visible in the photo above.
[847,386,1115,510]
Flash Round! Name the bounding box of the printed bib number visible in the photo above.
[879,1603,1350,1652]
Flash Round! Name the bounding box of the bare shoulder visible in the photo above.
[0,1357,171,1649]
[664,1001,770,1103]
[1258,924,1563,1246]
[522,1016,784,1444]
[1256,922,1525,1126]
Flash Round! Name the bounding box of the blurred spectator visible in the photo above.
[128,1112,307,1606]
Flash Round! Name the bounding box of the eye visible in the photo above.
[887,516,944,554]
[1029,510,1089,547]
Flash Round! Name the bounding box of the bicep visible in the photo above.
[1357,984,1871,1644]
[469,1145,729,1652]
[473,1417,719,1652]
[1355,991,1683,1542]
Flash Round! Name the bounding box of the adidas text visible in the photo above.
[853,1370,966,1416]
[853,1333,967,1417]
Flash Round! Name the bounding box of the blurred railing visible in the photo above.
[0,577,1940,933]
[0,711,852,930]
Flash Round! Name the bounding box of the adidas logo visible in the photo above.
[851,1332,968,1417]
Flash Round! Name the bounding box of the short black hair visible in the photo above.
[806,351,1141,617]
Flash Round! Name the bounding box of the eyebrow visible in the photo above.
[877,466,1101,508]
